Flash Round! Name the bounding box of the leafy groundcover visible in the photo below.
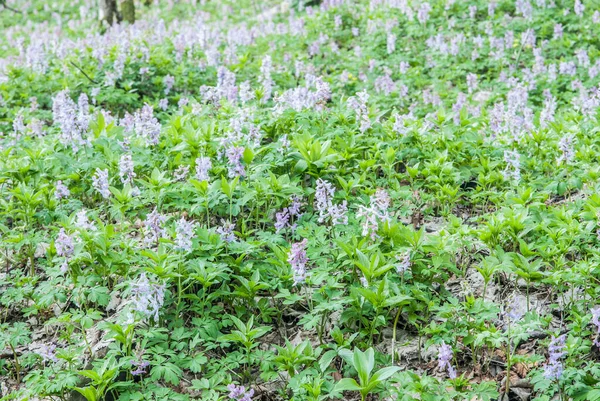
[2,0,600,400]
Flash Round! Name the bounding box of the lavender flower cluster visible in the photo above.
[55,228,75,273]
[275,195,304,233]
[356,189,391,241]
[216,220,237,243]
[543,334,567,380]
[314,179,347,226]
[129,273,166,323]
[52,90,90,153]
[143,208,168,248]
[437,342,457,379]
[288,239,309,285]
[227,384,254,401]
[175,217,196,252]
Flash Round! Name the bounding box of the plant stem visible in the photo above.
[9,343,21,384]
[392,307,402,365]
[505,320,511,396]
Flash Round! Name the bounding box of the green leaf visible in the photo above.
[319,350,337,372]
[77,370,102,383]
[242,147,254,164]
[188,353,208,373]
[370,366,400,384]
[333,378,361,392]
[151,363,182,385]
[383,295,413,308]
[71,386,98,401]
[352,347,374,386]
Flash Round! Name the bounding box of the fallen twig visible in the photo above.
[0,1,22,13]
[69,61,98,84]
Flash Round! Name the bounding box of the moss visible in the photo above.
[120,0,135,24]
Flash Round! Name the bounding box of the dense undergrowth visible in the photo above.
[2,0,600,400]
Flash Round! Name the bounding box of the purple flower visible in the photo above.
[288,239,309,285]
[75,210,96,231]
[13,113,25,135]
[540,90,557,128]
[239,81,254,104]
[52,89,89,153]
[557,135,575,164]
[392,113,410,136]
[275,196,304,233]
[438,342,457,379]
[515,0,533,18]
[55,181,70,200]
[395,252,411,274]
[36,343,58,363]
[356,189,391,240]
[216,220,236,243]
[174,165,190,182]
[329,201,348,225]
[92,168,111,199]
[504,295,525,322]
[163,75,175,95]
[559,61,577,76]
[372,189,391,215]
[227,384,254,401]
[119,154,136,185]
[28,119,44,137]
[91,87,101,104]
[288,196,303,217]
[274,80,330,113]
[466,73,478,94]
[374,74,396,95]
[158,98,168,111]
[143,208,167,248]
[279,134,290,153]
[134,104,161,145]
[417,2,432,24]
[452,93,467,125]
[574,0,584,16]
[334,15,342,29]
[553,24,563,40]
[544,334,566,380]
[591,307,600,346]
[357,206,379,240]
[275,210,290,233]
[178,97,189,108]
[195,157,212,181]
[387,33,396,54]
[131,358,150,376]
[130,273,166,323]
[55,228,74,257]
[503,150,521,184]
[216,67,238,102]
[226,147,246,178]
[175,217,196,252]
[259,56,274,103]
[29,96,38,111]
[347,91,370,133]
[56,228,75,273]
[314,179,347,225]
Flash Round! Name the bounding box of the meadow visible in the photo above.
[1,0,600,400]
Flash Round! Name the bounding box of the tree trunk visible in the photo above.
[120,0,135,24]
[99,0,117,26]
